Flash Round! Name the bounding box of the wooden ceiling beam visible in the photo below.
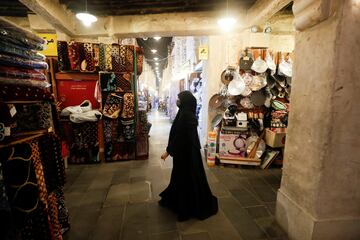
[246,0,292,27]
[19,0,76,36]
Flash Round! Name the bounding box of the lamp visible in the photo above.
[154,36,162,40]
[217,0,236,32]
[76,0,97,27]
[151,49,157,53]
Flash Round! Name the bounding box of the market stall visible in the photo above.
[207,48,292,169]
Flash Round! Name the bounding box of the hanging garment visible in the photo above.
[159,91,218,221]
[93,43,100,68]
[81,42,95,72]
[67,41,80,71]
[38,135,65,193]
[54,187,70,234]
[99,72,132,92]
[121,119,135,141]
[57,41,70,72]
[47,192,63,240]
[103,93,123,119]
[111,44,121,72]
[121,93,135,119]
[136,46,144,75]
[105,44,112,71]
[99,43,106,71]
[0,142,40,227]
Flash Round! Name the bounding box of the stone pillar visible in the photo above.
[276,0,360,239]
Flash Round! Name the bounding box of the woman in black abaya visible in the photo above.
[159,91,218,221]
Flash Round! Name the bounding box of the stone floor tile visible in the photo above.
[64,206,101,240]
[149,231,180,240]
[181,232,212,240]
[104,183,130,207]
[220,197,267,240]
[255,217,288,239]
[129,181,151,203]
[244,206,271,219]
[230,188,262,207]
[252,186,277,203]
[90,205,125,240]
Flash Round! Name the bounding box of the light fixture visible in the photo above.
[153,57,159,61]
[76,0,97,27]
[264,26,272,33]
[155,62,159,66]
[154,36,161,41]
[151,49,157,53]
[217,17,237,32]
[251,25,259,33]
[217,0,236,32]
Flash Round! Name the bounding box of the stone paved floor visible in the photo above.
[63,111,288,240]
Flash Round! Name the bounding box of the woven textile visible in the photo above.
[105,44,112,71]
[100,72,132,92]
[136,46,144,75]
[38,134,65,193]
[48,192,62,240]
[99,43,106,71]
[0,53,48,70]
[93,43,100,68]
[83,42,95,72]
[0,66,46,81]
[121,93,135,119]
[111,44,121,72]
[103,93,123,119]
[67,41,80,71]
[57,41,69,72]
[0,142,40,227]
[54,187,69,233]
[31,141,48,209]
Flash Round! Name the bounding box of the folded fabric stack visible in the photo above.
[0,18,50,98]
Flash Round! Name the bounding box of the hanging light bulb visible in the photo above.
[217,0,236,32]
[217,17,237,32]
[76,0,97,27]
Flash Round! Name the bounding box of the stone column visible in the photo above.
[276,0,360,239]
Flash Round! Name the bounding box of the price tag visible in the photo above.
[8,104,17,117]
[4,127,10,136]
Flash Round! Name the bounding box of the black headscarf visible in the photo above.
[175,91,198,126]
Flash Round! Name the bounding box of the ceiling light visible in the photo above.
[155,62,159,66]
[76,0,97,27]
[76,12,97,27]
[217,17,236,32]
[151,49,157,53]
[251,25,259,33]
[264,26,272,33]
[154,57,159,61]
[154,36,161,41]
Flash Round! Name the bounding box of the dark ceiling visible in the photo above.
[59,0,256,17]
[0,1,32,17]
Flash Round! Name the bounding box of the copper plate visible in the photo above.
[209,94,225,110]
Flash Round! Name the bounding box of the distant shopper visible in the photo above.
[160,91,218,221]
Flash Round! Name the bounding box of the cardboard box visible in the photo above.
[265,129,286,148]
[219,132,245,158]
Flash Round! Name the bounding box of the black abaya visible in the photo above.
[159,91,218,221]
